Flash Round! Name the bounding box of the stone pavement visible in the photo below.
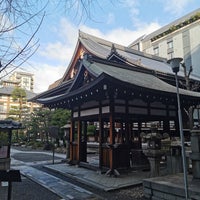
[143,173,200,200]
[10,148,150,199]
[11,148,98,200]
[13,165,95,200]
[0,175,61,200]
[9,147,200,200]
[44,163,149,191]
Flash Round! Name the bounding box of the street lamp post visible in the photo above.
[167,58,189,199]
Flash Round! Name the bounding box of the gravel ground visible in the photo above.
[108,186,146,200]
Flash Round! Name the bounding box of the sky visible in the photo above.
[15,0,200,94]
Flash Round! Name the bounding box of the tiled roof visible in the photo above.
[79,31,199,80]
[0,120,22,129]
[84,59,200,98]
[0,86,37,100]
[37,57,200,106]
[34,31,200,106]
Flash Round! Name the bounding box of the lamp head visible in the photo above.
[167,57,183,73]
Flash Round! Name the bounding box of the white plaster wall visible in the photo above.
[190,25,200,76]
[141,21,200,77]
[173,33,184,58]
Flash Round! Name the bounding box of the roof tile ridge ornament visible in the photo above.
[79,29,87,39]
[111,43,117,53]
[107,44,127,62]
[83,53,93,63]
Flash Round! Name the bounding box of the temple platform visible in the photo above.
[143,173,200,200]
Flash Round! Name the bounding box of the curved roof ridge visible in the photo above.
[79,30,166,62]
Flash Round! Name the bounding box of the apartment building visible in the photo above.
[0,86,40,120]
[9,71,34,91]
[129,8,200,77]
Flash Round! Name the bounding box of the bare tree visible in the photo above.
[0,1,47,79]
[57,0,112,22]
[0,0,113,79]
[180,63,200,129]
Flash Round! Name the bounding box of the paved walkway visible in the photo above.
[10,148,150,199]
[11,149,98,200]
[44,163,149,191]
[13,165,95,200]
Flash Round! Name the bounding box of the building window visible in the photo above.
[167,52,174,60]
[22,77,30,87]
[167,39,174,59]
[0,115,5,119]
[167,40,173,49]
[153,47,159,56]
[134,43,140,51]
[0,105,4,112]
[193,108,200,126]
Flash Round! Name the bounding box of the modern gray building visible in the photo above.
[0,86,40,119]
[129,8,200,77]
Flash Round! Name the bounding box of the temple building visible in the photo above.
[31,31,200,174]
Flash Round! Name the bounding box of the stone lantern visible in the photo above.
[0,120,22,170]
[0,120,22,200]
[190,126,200,179]
[61,123,71,160]
[146,132,161,150]
[166,138,183,174]
[142,125,164,177]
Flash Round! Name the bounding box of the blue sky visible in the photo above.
[16,0,200,93]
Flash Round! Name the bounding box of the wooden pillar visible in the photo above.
[69,119,75,162]
[125,100,130,144]
[125,122,129,144]
[99,102,104,169]
[107,104,115,172]
[120,122,124,143]
[83,121,87,141]
[163,119,170,133]
[163,105,170,133]
[175,118,179,136]
[138,121,142,149]
[129,122,134,140]
[82,121,87,162]
[77,119,82,162]
[106,99,119,176]
[109,116,115,144]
